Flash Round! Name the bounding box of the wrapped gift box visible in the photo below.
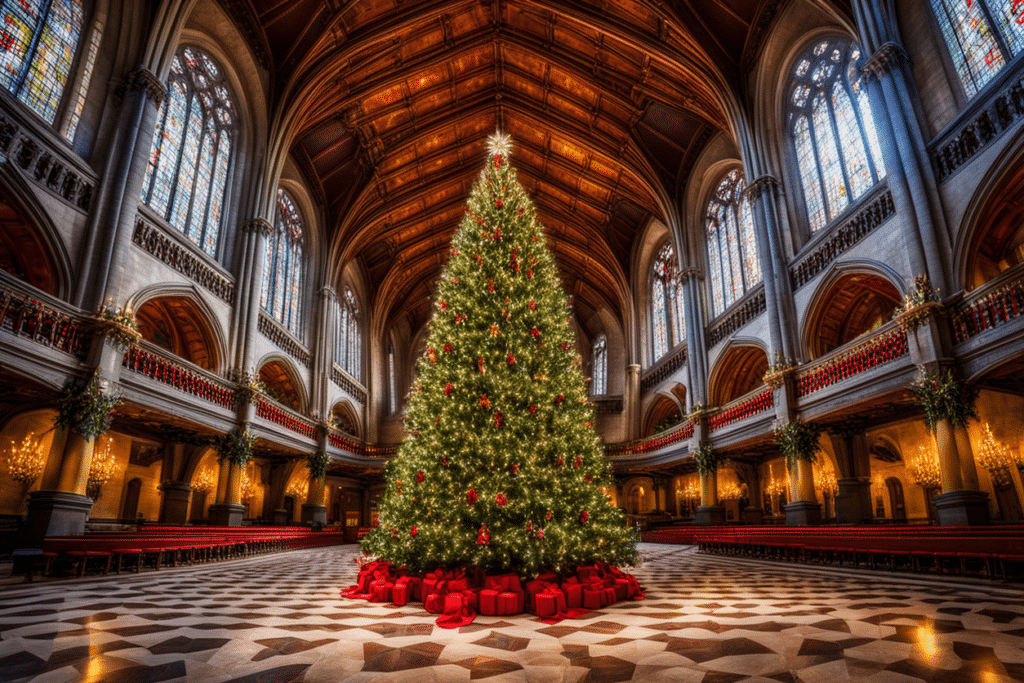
[534,589,566,617]
[497,591,523,615]
[479,589,500,616]
[424,593,444,614]
[583,586,607,610]
[392,582,413,606]
[369,580,394,603]
[394,576,421,603]
[613,578,630,601]
[562,581,583,608]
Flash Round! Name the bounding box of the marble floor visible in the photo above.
[1,543,1023,683]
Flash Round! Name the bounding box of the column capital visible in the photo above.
[862,42,910,79]
[743,174,780,201]
[677,267,703,283]
[243,217,274,238]
[123,67,166,106]
[320,285,338,302]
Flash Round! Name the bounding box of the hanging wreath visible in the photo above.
[910,369,978,430]
[307,449,329,480]
[773,417,822,470]
[217,429,256,466]
[693,443,726,477]
[54,371,122,438]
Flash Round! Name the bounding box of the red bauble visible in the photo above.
[529,404,537,414]
[443,343,453,353]
[531,326,540,338]
[545,510,553,521]
[512,463,520,474]
[527,269,533,279]
[445,383,452,396]
[580,510,589,524]
[529,300,537,310]
[477,524,490,545]
[494,154,503,167]
[467,488,478,504]
[496,199,504,208]
[507,352,515,365]
[411,526,418,537]
[480,394,490,408]
[494,411,503,428]
[537,529,544,539]
[495,493,507,506]
[440,300,447,309]
[556,457,564,468]
[416,471,425,483]
[573,455,581,469]
[556,394,564,405]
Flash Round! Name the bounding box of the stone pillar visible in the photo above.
[953,425,981,492]
[785,459,822,525]
[302,476,328,526]
[74,67,166,309]
[694,471,725,525]
[933,418,989,525]
[737,464,764,525]
[745,176,796,361]
[215,457,230,504]
[625,364,641,440]
[209,460,245,526]
[25,430,97,541]
[679,270,708,407]
[829,426,873,524]
[231,218,274,373]
[158,481,192,525]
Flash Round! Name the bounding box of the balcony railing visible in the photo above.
[949,267,1024,344]
[796,324,909,398]
[0,282,91,359]
[122,343,235,408]
[640,344,687,394]
[255,396,318,440]
[604,420,694,457]
[328,429,365,455]
[708,387,774,432]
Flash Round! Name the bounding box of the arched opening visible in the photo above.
[643,395,682,436]
[885,477,906,522]
[259,360,302,410]
[122,478,142,522]
[709,345,769,406]
[963,160,1024,290]
[806,273,901,358]
[0,188,61,295]
[135,297,220,370]
[331,401,360,438]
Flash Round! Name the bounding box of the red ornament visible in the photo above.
[573,455,581,469]
[546,510,553,521]
[442,456,449,467]
[477,524,490,545]
[445,383,452,396]
[411,526,418,537]
[440,300,447,309]
[529,404,537,414]
[556,457,563,468]
[556,394,564,405]
[373,518,379,527]
[531,326,540,338]
[478,359,486,373]
[494,154,503,167]
[416,471,425,483]
[494,410,503,428]
[467,488,478,505]
[496,199,504,208]
[495,493,507,506]
[512,463,520,475]
[488,279,495,291]
[537,529,544,539]
[580,510,589,524]
[527,269,533,279]
[507,352,515,365]
[529,300,537,310]
[444,343,453,353]
[518,208,523,216]
[480,394,490,408]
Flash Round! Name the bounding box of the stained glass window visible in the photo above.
[651,243,685,361]
[787,39,885,232]
[261,189,304,338]
[388,341,397,415]
[142,46,235,258]
[0,0,83,123]
[930,0,1018,98]
[705,170,762,317]
[591,335,607,396]
[333,287,361,382]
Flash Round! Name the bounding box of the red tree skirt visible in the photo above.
[342,560,643,628]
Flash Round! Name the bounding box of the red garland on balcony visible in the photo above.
[122,347,235,407]
[708,390,774,432]
[796,330,908,397]
[255,399,318,439]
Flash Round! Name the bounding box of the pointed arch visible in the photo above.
[0,166,72,298]
[256,355,307,413]
[127,284,227,373]
[707,340,769,406]
[330,399,361,439]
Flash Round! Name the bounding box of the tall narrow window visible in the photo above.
[591,335,607,396]
[930,0,1024,99]
[142,46,235,257]
[0,0,83,123]
[787,39,886,232]
[651,243,685,361]
[706,170,762,317]
[261,189,304,337]
[333,286,361,382]
[387,341,397,415]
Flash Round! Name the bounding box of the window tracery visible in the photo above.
[0,0,83,123]
[334,287,361,382]
[261,189,304,338]
[787,38,885,233]
[142,46,235,257]
[706,170,761,317]
[591,334,607,396]
[651,243,684,361]
[930,0,1024,99]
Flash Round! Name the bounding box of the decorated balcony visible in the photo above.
[0,282,91,359]
[122,343,235,408]
[708,388,774,432]
[604,420,694,457]
[254,396,318,440]
[795,323,909,398]
[950,267,1024,344]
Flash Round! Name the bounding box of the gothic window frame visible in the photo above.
[333,286,362,383]
[591,334,607,396]
[387,339,398,416]
[928,0,1024,102]
[786,37,886,235]
[141,45,237,259]
[650,242,685,362]
[705,169,762,318]
[261,188,305,339]
[0,0,87,125]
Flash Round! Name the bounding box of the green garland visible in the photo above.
[54,371,122,438]
[307,449,329,480]
[773,417,822,470]
[217,429,256,465]
[693,443,726,477]
[910,369,977,430]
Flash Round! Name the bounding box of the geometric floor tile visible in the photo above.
[2,543,1024,682]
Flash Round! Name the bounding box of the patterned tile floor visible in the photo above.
[1,543,1024,682]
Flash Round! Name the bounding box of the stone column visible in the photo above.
[157,441,193,525]
[785,459,822,525]
[231,218,274,373]
[302,475,328,527]
[314,286,338,422]
[215,457,230,504]
[679,270,708,407]
[933,418,989,525]
[76,67,166,310]
[745,176,796,361]
[209,460,245,526]
[694,470,725,525]
[953,425,981,492]
[829,426,873,524]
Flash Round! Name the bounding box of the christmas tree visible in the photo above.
[361,133,637,578]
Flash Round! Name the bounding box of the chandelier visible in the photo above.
[240,468,257,502]
[192,467,215,494]
[976,423,1013,488]
[718,482,745,500]
[87,438,118,499]
[815,462,838,496]
[909,445,941,490]
[6,433,46,485]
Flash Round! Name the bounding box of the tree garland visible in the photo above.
[217,428,255,466]
[910,369,978,430]
[54,371,122,438]
[307,449,329,480]
[693,443,726,477]
[773,417,822,470]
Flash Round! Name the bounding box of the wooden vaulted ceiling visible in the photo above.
[223,0,783,330]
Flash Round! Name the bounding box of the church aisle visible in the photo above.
[1,543,1023,682]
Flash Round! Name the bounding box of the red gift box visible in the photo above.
[562,581,583,608]
[392,582,412,606]
[603,586,617,606]
[583,587,606,609]
[394,576,421,602]
[613,578,629,601]
[577,565,600,581]
[497,591,522,615]
[444,592,464,614]
[479,589,500,615]
[534,589,567,617]
[424,593,444,613]
[370,580,394,603]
